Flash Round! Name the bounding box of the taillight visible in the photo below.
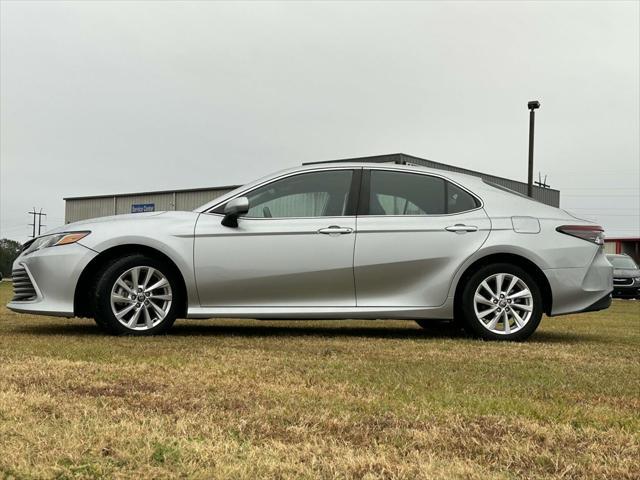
[556,225,605,245]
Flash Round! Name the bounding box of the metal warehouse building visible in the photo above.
[64,153,560,223]
[65,185,238,224]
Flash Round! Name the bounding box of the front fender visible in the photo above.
[84,234,197,305]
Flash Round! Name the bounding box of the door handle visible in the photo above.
[445,224,478,233]
[318,225,353,235]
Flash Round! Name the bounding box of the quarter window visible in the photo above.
[366,170,478,215]
[447,182,479,214]
[217,170,354,218]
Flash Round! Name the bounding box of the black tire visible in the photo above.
[460,263,543,341]
[87,273,107,328]
[93,316,107,328]
[92,254,181,335]
[415,319,460,331]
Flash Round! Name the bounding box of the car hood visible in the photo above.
[51,211,167,231]
[45,211,199,237]
[613,268,640,278]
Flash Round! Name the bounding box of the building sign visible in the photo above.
[131,203,155,213]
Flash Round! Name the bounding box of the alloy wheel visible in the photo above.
[473,273,533,335]
[110,266,173,331]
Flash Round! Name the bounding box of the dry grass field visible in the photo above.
[0,281,638,479]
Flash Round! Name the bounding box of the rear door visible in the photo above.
[194,168,360,307]
[354,168,490,307]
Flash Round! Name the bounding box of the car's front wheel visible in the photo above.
[460,263,543,341]
[93,254,181,335]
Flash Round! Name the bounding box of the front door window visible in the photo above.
[216,170,354,218]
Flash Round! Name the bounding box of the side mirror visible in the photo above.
[221,197,249,228]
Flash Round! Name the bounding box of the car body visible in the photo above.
[606,254,640,299]
[7,162,613,340]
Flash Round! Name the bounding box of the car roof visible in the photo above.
[194,161,531,213]
[295,161,486,186]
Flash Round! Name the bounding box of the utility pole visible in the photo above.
[28,208,46,238]
[29,208,36,239]
[527,100,541,197]
[38,208,46,235]
[535,172,550,189]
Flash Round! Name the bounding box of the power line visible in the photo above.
[562,194,640,197]
[565,214,640,217]
[561,187,639,190]
[564,207,640,210]
[552,171,640,175]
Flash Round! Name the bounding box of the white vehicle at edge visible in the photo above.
[8,162,613,341]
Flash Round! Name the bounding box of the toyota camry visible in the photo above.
[8,162,613,341]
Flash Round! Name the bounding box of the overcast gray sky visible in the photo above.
[1,0,638,242]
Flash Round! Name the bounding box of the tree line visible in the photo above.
[0,239,22,277]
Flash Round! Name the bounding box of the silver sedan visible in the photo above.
[8,163,613,341]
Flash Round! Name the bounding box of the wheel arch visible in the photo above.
[453,252,553,317]
[74,244,188,318]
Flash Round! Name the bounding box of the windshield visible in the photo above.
[607,255,638,269]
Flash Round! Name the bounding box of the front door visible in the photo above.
[194,168,359,307]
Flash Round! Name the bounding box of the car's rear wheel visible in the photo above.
[93,254,180,335]
[460,263,543,341]
[415,319,460,331]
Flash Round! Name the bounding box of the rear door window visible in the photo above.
[365,170,478,215]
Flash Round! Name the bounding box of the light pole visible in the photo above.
[527,100,540,198]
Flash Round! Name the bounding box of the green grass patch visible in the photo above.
[0,282,638,479]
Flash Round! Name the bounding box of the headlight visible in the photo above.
[22,231,90,256]
[635,277,640,282]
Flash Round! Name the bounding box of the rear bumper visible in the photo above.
[544,249,613,316]
[578,292,612,313]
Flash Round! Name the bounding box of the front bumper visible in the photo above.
[6,243,97,317]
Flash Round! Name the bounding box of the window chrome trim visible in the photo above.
[197,215,357,224]
[202,164,484,219]
[203,166,360,219]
